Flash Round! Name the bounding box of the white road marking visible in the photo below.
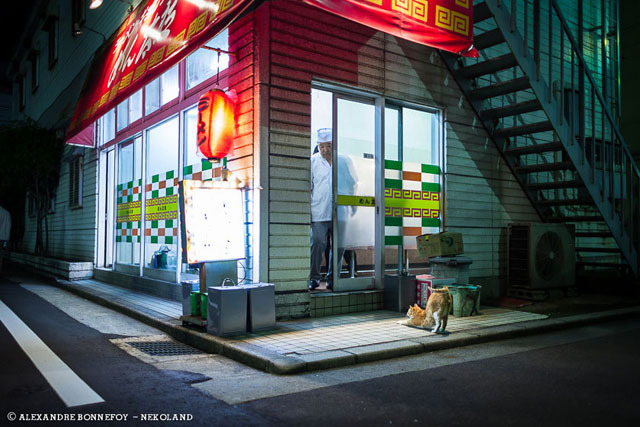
[0,299,104,407]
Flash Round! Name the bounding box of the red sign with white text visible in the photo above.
[302,0,477,57]
[66,0,252,143]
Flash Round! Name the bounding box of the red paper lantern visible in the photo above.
[197,90,235,161]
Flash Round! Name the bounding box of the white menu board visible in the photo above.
[182,180,244,263]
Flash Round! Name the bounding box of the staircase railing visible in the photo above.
[488,0,639,274]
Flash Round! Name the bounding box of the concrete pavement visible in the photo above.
[44,276,640,375]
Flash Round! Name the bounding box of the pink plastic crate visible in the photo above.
[416,275,456,308]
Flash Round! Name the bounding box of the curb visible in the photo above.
[52,278,640,375]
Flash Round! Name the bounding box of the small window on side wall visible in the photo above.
[45,16,59,69]
[69,157,83,208]
[72,0,86,36]
[29,50,40,93]
[18,75,26,111]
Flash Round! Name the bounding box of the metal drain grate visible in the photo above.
[127,341,202,356]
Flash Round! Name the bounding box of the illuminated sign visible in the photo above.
[180,180,244,264]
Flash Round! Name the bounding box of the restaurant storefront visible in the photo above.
[63,0,531,319]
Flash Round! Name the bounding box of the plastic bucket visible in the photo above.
[190,291,201,316]
[450,284,481,317]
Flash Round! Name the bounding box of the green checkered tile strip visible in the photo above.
[183,160,214,181]
[384,161,441,247]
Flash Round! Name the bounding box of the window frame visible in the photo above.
[45,16,59,69]
[29,50,40,93]
[18,74,26,111]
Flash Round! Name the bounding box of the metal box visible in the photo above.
[383,274,417,312]
[204,260,238,288]
[206,285,247,336]
[181,280,198,316]
[246,283,276,332]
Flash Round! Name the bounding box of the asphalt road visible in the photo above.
[242,323,640,427]
[1,270,640,427]
[0,275,270,427]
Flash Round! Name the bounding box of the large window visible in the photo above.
[116,137,142,266]
[186,30,229,90]
[145,65,179,115]
[117,89,142,132]
[144,116,179,272]
[98,108,116,145]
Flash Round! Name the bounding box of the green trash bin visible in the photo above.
[449,284,481,317]
[190,291,201,317]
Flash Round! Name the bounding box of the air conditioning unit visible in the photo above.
[508,223,575,289]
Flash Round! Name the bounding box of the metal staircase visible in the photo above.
[442,0,639,277]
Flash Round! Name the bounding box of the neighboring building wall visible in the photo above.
[12,0,142,261]
[19,146,97,262]
[261,1,539,318]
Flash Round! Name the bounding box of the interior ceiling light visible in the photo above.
[89,0,103,9]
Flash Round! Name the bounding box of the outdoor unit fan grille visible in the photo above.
[508,223,575,289]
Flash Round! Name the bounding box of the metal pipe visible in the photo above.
[534,0,541,72]
[560,32,564,124]
[615,0,622,117]
[578,0,586,165]
[601,0,607,110]
[548,0,553,101]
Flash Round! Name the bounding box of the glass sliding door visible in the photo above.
[333,96,377,291]
[383,105,441,275]
[115,137,142,267]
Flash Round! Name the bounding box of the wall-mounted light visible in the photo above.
[73,22,107,41]
[90,0,133,13]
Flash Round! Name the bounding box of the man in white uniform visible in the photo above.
[310,128,333,290]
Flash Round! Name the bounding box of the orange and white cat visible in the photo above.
[424,286,452,333]
[399,286,452,334]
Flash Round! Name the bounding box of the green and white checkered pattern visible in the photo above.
[384,160,441,248]
[116,221,141,243]
[145,169,178,245]
[183,160,221,181]
[116,179,142,243]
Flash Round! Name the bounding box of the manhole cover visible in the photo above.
[127,341,202,356]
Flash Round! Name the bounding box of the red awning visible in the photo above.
[65,123,95,147]
[302,0,477,57]
[66,0,476,144]
[65,0,254,143]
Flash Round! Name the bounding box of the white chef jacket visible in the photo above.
[310,152,332,222]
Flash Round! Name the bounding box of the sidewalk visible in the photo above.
[52,277,640,375]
